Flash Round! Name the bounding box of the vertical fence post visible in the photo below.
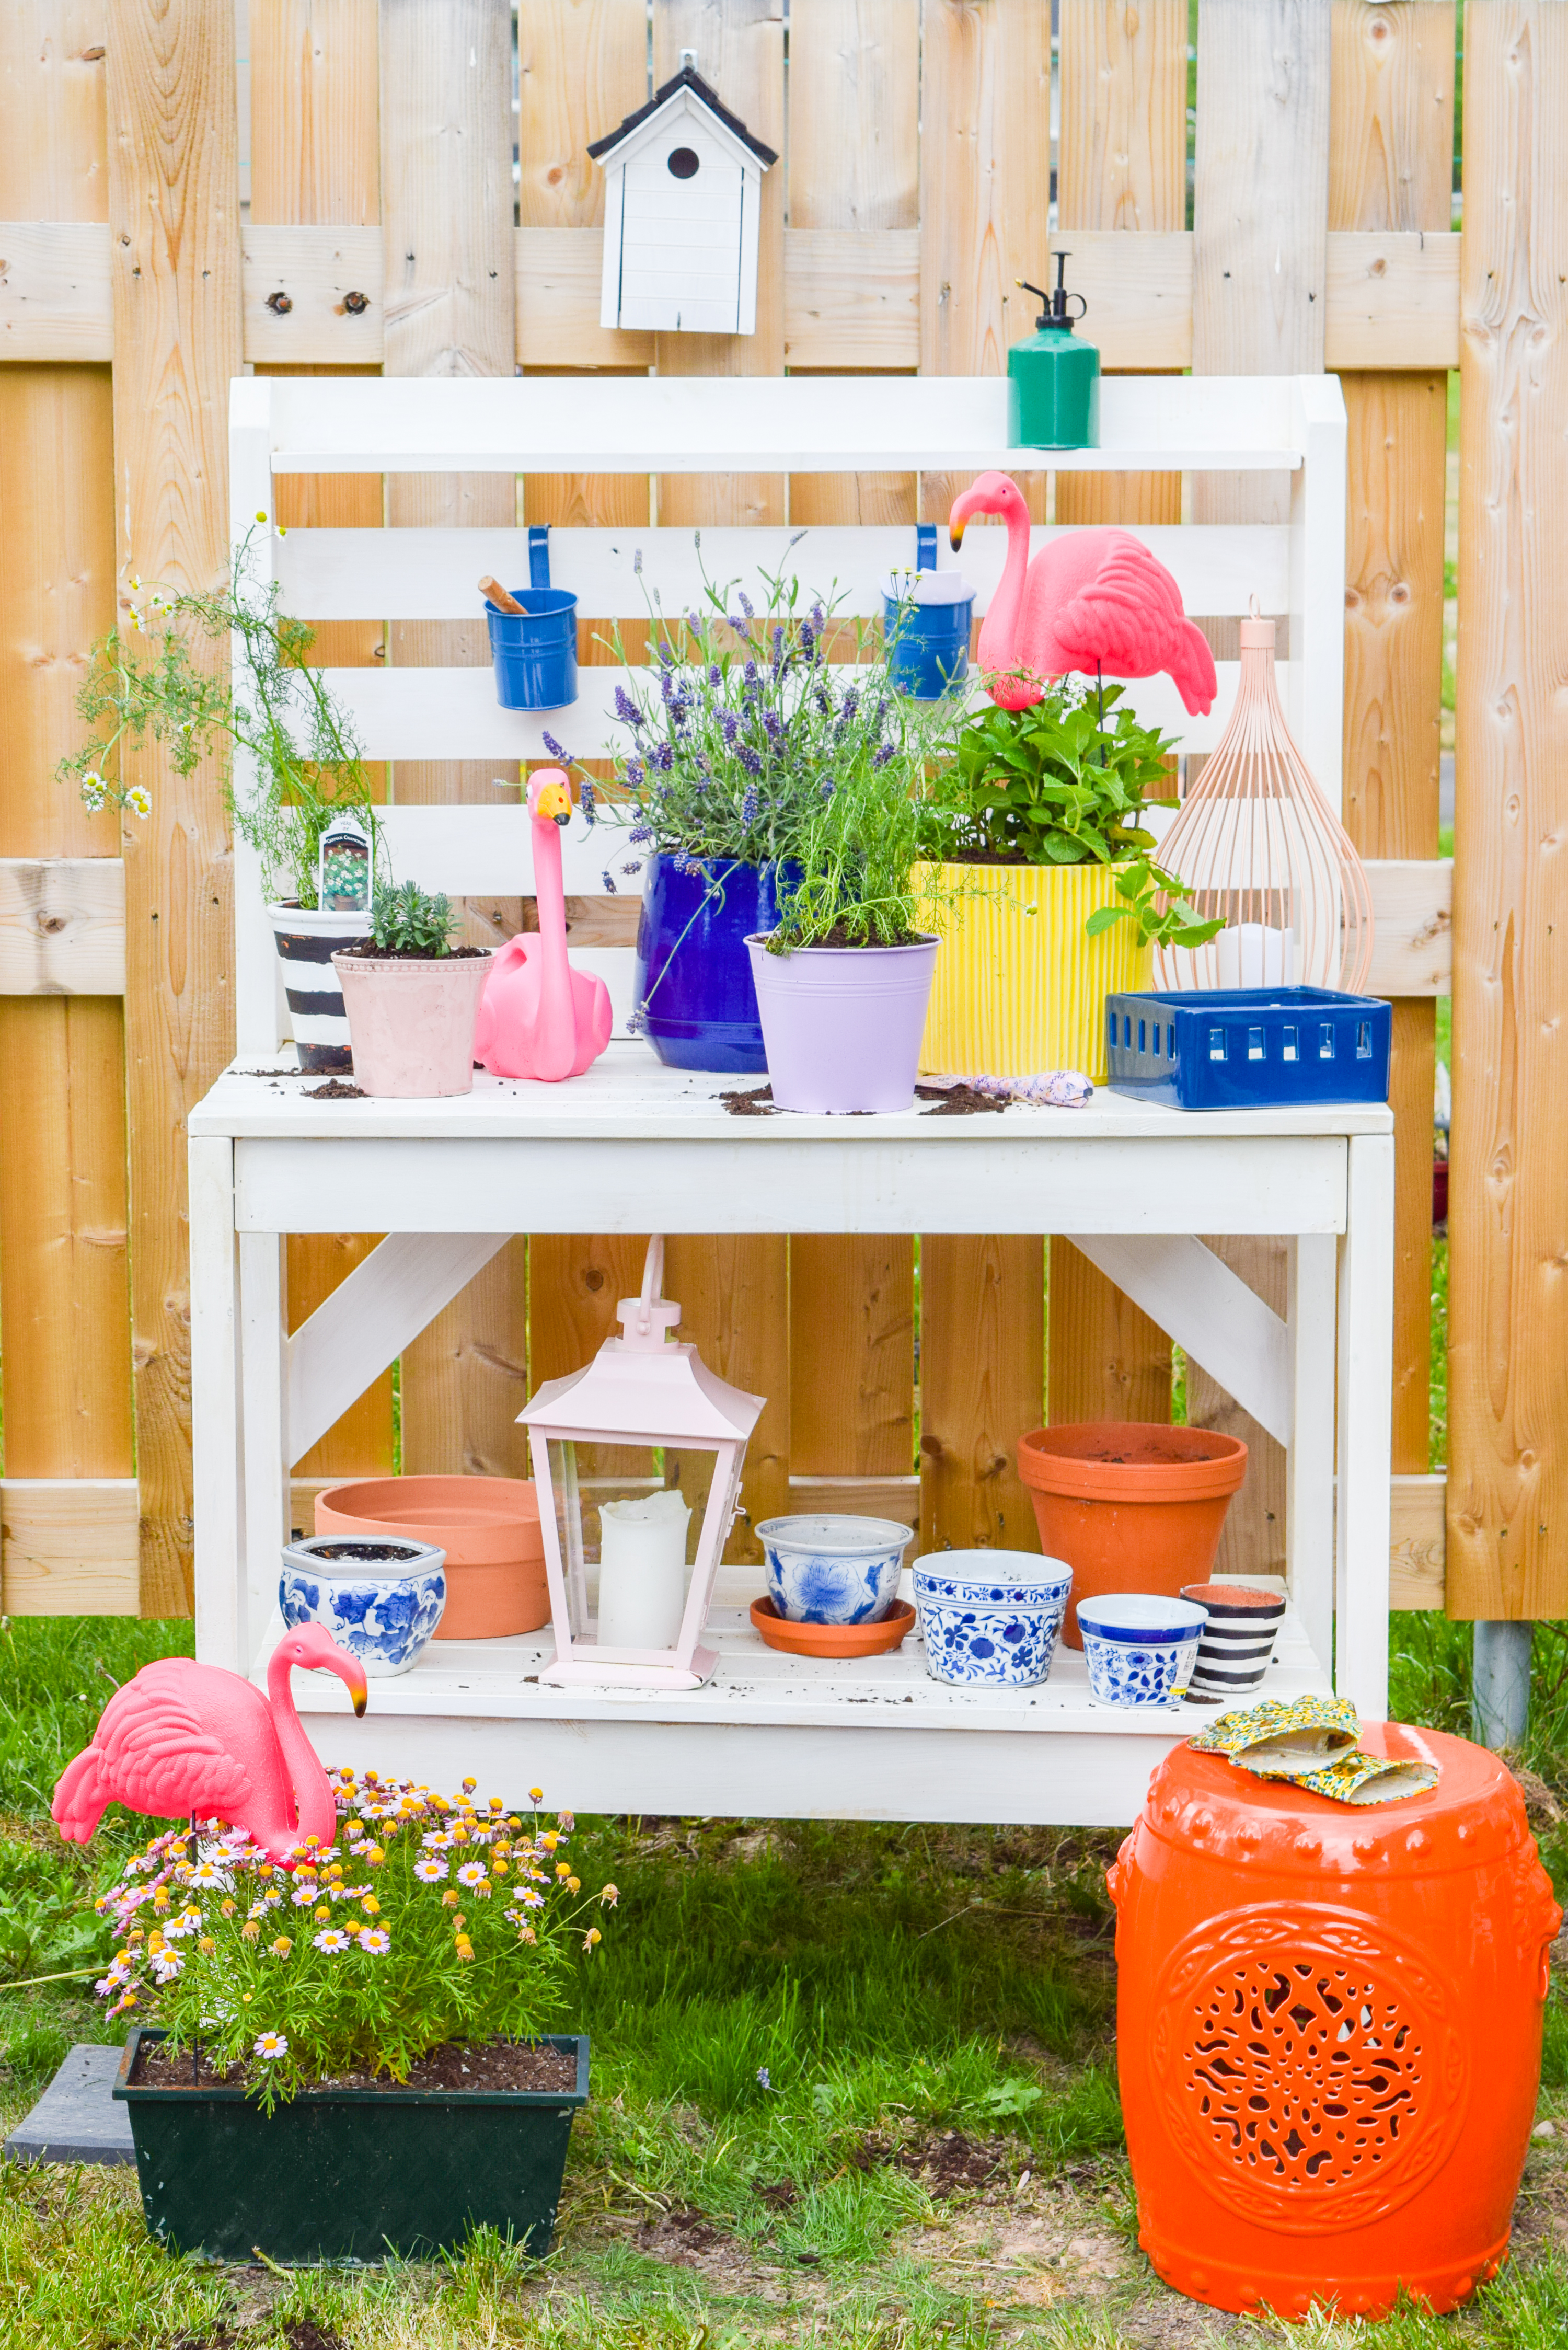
[107,0,244,1614]
[1449,2,1568,1657]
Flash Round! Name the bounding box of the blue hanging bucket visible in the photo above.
[881,566,974,699]
[485,527,579,710]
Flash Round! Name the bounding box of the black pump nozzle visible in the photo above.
[1017,252,1087,332]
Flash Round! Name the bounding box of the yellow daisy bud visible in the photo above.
[255,510,268,523]
[442,1891,459,1908]
[567,1875,581,1893]
[315,1906,331,1923]
[241,1921,260,1941]
[198,1937,216,1954]
[492,1860,509,1878]
[529,1789,543,1804]
[360,1894,380,1915]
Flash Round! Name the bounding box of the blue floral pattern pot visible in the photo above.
[634,856,800,1073]
[1077,1593,1208,1707]
[915,1558,1071,1687]
[756,1514,914,1626]
[280,1537,446,1677]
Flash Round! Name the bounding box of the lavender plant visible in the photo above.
[92,1769,614,2111]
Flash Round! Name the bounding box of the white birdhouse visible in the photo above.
[520,1236,764,1690]
[588,64,777,337]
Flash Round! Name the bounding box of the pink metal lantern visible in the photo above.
[520,1236,763,1690]
[1152,604,1373,993]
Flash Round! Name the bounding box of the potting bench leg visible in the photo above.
[1334,1134,1395,1713]
[1286,1233,1338,1681]
[239,1232,290,1678]
[190,1137,245,1673]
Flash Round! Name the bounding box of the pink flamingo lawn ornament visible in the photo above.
[474,768,614,1081]
[51,1622,368,1863]
[948,473,1218,718]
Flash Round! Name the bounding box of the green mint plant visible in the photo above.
[93,1769,616,2110]
[370,880,458,957]
[931,678,1225,952]
[57,519,378,912]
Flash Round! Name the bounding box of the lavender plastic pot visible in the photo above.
[745,934,940,1114]
[332,951,493,1098]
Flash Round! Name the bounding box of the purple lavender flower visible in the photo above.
[687,610,701,633]
[738,591,754,620]
[580,778,597,826]
[708,664,722,687]
[800,622,815,657]
[652,741,675,771]
[626,759,645,785]
[602,871,618,894]
[629,823,652,845]
[810,603,825,630]
[728,613,751,636]
[660,668,674,706]
[633,548,643,574]
[738,744,763,778]
[840,687,860,723]
[873,743,895,767]
[820,778,836,798]
[762,709,785,744]
[614,685,642,727]
[741,784,760,826]
[720,711,741,744]
[657,640,676,667]
[621,860,643,878]
[743,659,759,687]
[874,698,889,724]
[542,730,570,764]
[816,688,831,715]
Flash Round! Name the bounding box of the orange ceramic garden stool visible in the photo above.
[1108,1722,1561,2320]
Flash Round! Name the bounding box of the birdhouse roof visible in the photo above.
[586,65,778,172]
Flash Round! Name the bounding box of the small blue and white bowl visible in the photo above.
[756,1514,915,1626]
[914,1550,1073,1687]
[280,1536,446,1678]
[1077,1592,1209,1708]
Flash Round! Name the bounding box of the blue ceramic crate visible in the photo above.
[1105,987,1391,1111]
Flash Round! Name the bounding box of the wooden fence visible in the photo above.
[0,0,1540,1632]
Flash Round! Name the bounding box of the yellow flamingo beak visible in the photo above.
[535,778,572,824]
[949,519,966,551]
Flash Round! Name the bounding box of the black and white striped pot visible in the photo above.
[267,904,373,1075]
[1180,1582,1287,1702]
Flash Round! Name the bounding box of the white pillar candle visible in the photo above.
[596,1489,691,1651]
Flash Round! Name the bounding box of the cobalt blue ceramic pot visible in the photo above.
[633,855,799,1074]
[279,1536,446,1677]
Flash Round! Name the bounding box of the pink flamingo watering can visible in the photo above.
[475,770,614,1081]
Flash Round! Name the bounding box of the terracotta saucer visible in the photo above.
[749,1594,915,1658]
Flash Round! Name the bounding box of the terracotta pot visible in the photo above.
[1017,1423,1248,1649]
[315,1476,547,1639]
[331,951,492,1098]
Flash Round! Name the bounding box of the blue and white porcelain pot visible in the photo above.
[755,1514,914,1626]
[914,1550,1072,1687]
[280,1536,446,1677]
[1077,1592,1208,1708]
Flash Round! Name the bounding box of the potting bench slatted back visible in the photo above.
[230,372,1347,1061]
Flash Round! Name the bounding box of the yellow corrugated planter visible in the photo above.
[916,862,1152,1084]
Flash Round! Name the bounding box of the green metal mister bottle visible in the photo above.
[1008,254,1100,450]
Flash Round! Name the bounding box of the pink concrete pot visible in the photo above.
[332,951,493,1097]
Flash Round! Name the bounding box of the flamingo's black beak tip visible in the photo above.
[949,524,964,551]
[351,1686,367,1718]
[553,810,570,827]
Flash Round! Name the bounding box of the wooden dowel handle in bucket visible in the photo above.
[479,574,526,616]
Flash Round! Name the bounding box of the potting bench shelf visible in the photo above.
[252,1596,1330,1831]
[189,1047,1393,1827]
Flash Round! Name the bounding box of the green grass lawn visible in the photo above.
[3,1613,1567,2347]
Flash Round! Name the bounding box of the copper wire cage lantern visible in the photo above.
[1152,604,1374,993]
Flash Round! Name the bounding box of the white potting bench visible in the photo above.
[188,371,1391,1828]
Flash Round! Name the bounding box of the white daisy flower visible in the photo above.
[151,1954,183,1982]
[188,1860,226,1886]
[421,1831,454,1850]
[456,1861,489,1888]
[360,1927,391,1955]
[253,2032,288,2059]
[328,1881,371,1900]
[125,785,153,820]
[414,1857,448,1883]
[312,1928,351,1954]
[291,1884,320,1906]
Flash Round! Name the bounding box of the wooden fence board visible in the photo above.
[785,0,917,1476]
[1332,4,1453,1482]
[920,1235,1044,1557]
[377,0,530,1480]
[0,857,124,992]
[1,1478,140,1614]
[1449,0,1568,1621]
[0,0,107,221]
[1048,0,1186,1428]
[253,0,397,1496]
[1187,0,1330,1574]
[106,0,243,1613]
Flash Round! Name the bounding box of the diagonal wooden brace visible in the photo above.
[286,1232,513,1464]
[1061,1232,1290,1448]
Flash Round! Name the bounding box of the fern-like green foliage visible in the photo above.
[370,880,457,957]
[56,523,378,912]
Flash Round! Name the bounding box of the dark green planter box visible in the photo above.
[114,2028,587,2262]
